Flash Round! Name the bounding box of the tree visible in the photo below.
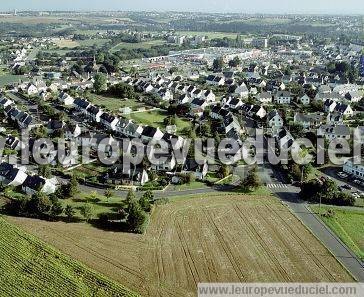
[127,199,148,234]
[38,165,52,179]
[65,205,76,222]
[107,82,136,99]
[242,167,261,190]
[93,73,107,94]
[228,56,241,68]
[104,189,113,202]
[49,200,63,219]
[126,189,137,206]
[29,192,52,216]
[213,57,224,72]
[219,164,231,178]
[68,174,79,198]
[289,123,305,138]
[187,173,196,184]
[80,204,93,222]
[139,190,154,212]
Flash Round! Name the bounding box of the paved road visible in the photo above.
[262,164,364,282]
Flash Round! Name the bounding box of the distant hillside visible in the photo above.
[0,217,138,297]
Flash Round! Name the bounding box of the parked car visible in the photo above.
[352,193,360,199]
[337,172,348,179]
[341,184,352,190]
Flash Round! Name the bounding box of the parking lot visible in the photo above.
[320,166,364,202]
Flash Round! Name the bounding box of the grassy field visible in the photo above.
[0,68,25,87]
[125,109,192,134]
[54,38,109,49]
[0,217,137,297]
[87,94,147,112]
[177,31,243,39]
[8,194,353,296]
[110,39,166,52]
[311,205,364,261]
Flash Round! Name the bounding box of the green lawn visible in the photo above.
[87,94,147,112]
[169,181,209,191]
[77,38,111,47]
[0,69,25,87]
[110,39,166,52]
[311,205,364,261]
[0,217,137,297]
[63,192,124,220]
[125,110,192,135]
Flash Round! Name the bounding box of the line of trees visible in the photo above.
[300,179,355,206]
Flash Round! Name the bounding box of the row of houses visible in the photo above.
[0,162,57,195]
[0,96,34,129]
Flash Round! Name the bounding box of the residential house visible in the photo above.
[141,126,164,143]
[267,110,284,130]
[249,105,267,119]
[100,113,119,131]
[73,98,91,114]
[256,92,272,104]
[87,105,103,122]
[293,113,324,129]
[276,128,294,150]
[0,97,13,109]
[58,92,74,106]
[324,99,337,113]
[334,103,354,117]
[202,90,216,103]
[206,75,225,86]
[223,97,243,110]
[178,94,192,105]
[22,175,57,195]
[191,98,208,110]
[317,125,351,140]
[182,159,208,180]
[299,94,311,105]
[326,112,344,125]
[0,163,27,187]
[64,123,82,139]
[345,91,362,103]
[274,91,291,104]
[343,158,364,181]
[210,106,230,120]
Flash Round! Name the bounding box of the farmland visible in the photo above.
[311,205,364,261]
[0,217,137,297]
[110,39,166,53]
[7,194,353,297]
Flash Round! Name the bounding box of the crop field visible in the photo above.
[177,31,244,39]
[110,39,166,52]
[0,217,137,297]
[7,194,353,297]
[54,39,80,48]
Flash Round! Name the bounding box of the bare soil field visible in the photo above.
[7,194,353,296]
